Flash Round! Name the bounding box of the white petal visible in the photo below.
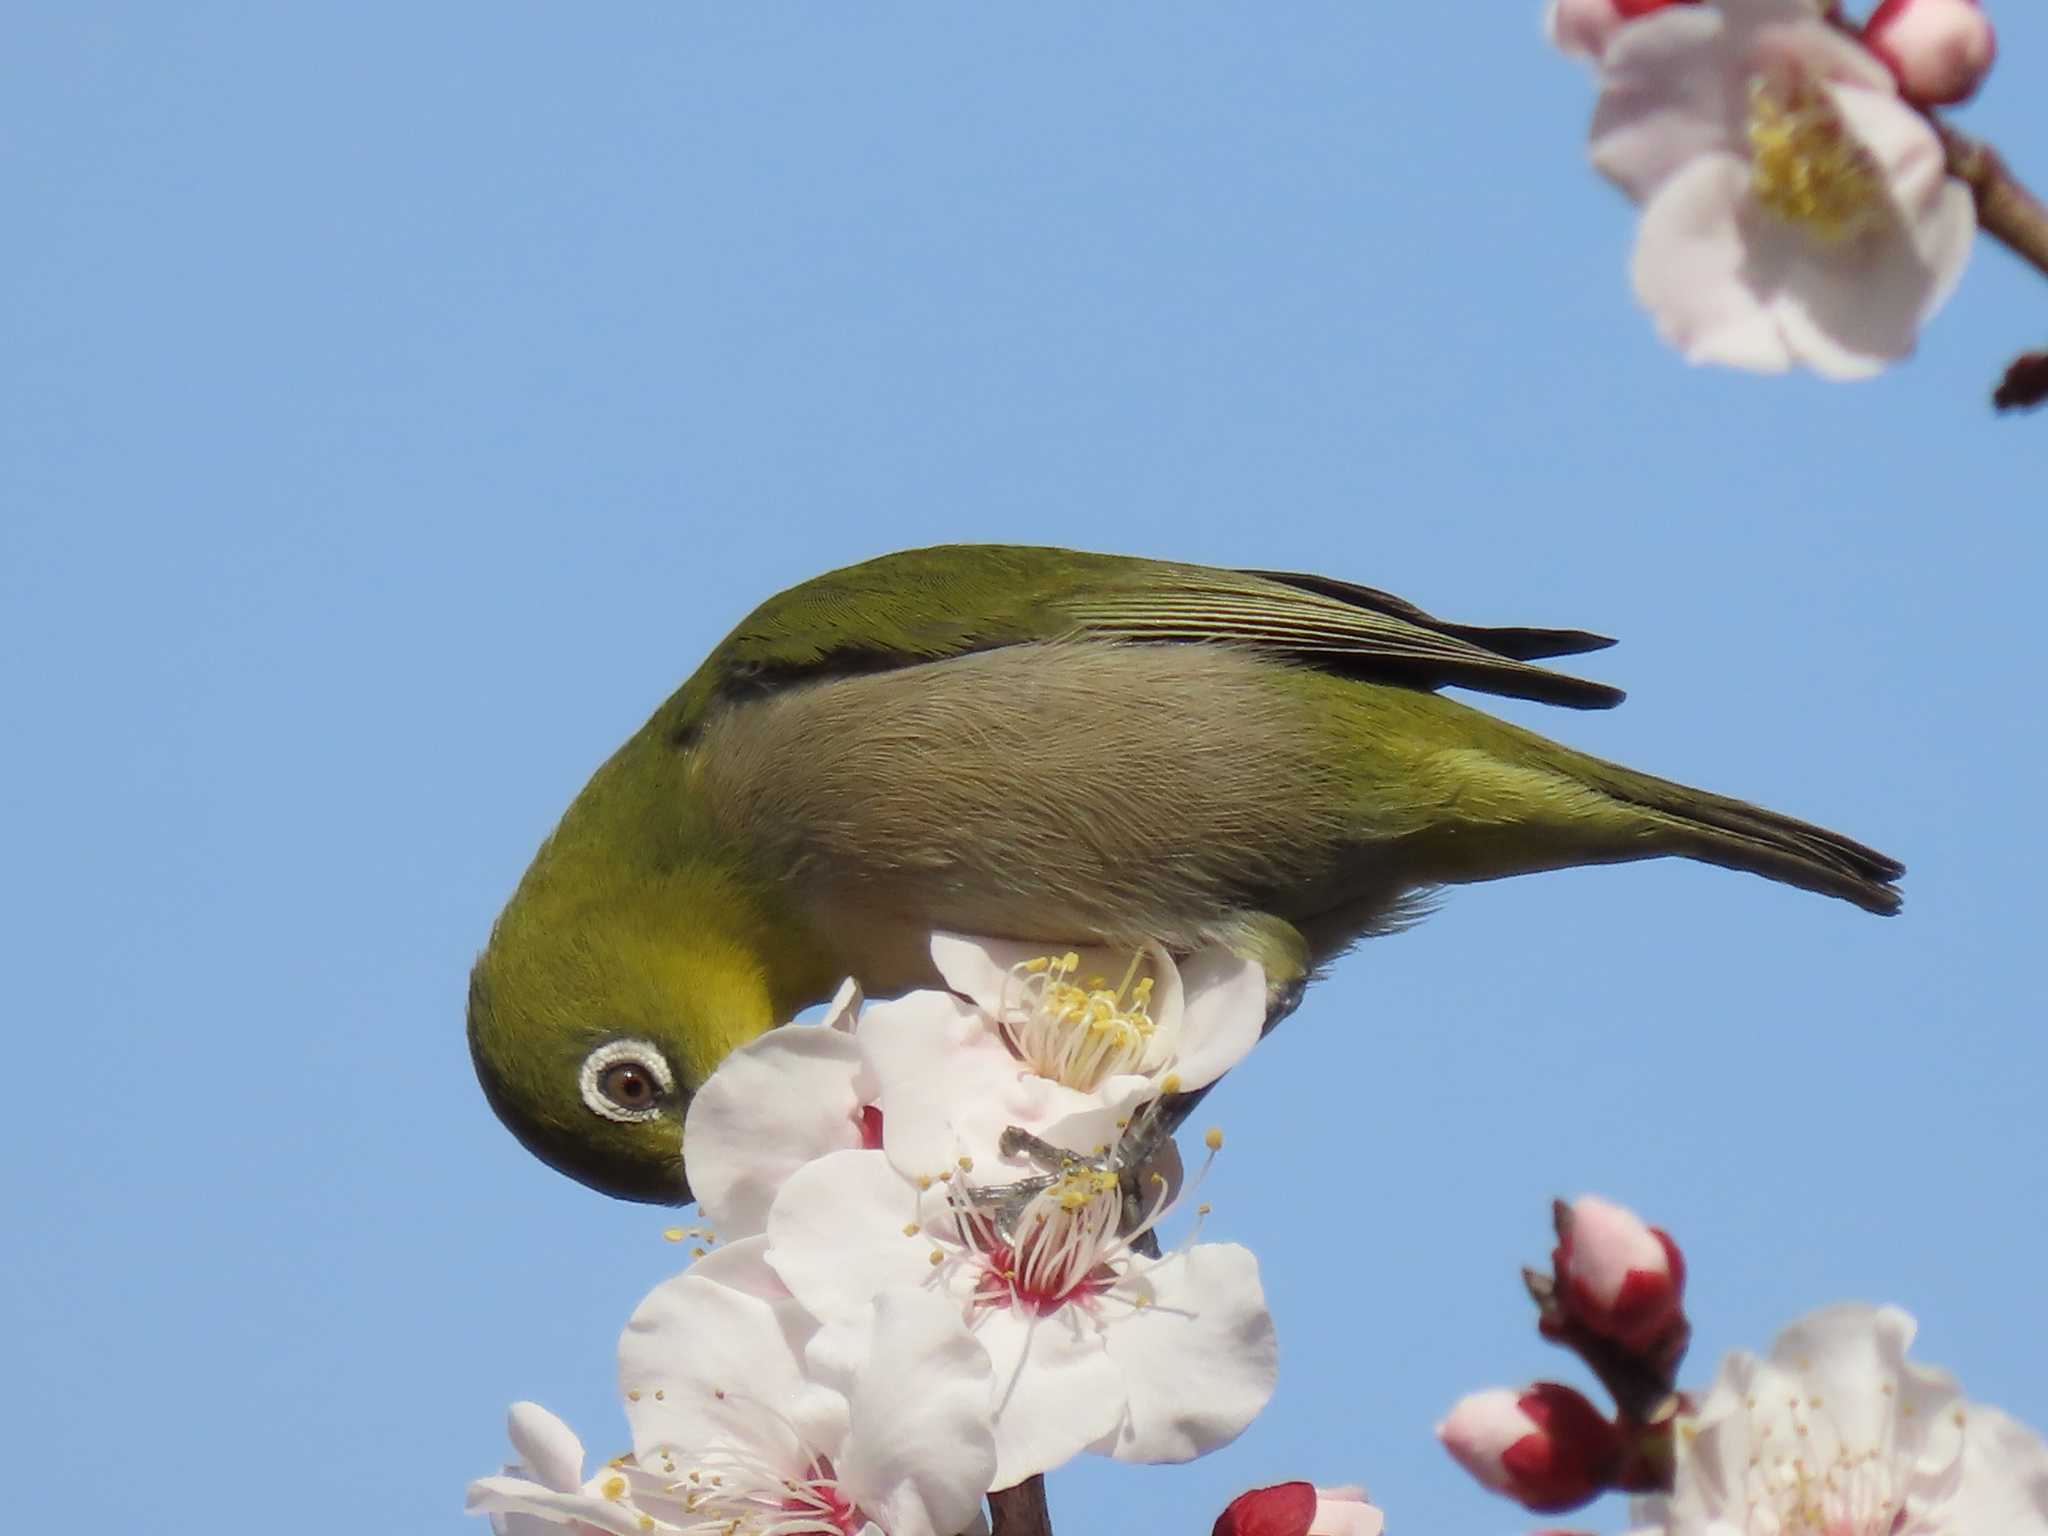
[677,1232,791,1300]
[619,1273,831,1474]
[820,976,864,1033]
[860,991,1023,1174]
[766,1149,936,1324]
[1770,1304,1960,1456]
[928,931,1050,1013]
[465,1475,650,1536]
[977,1306,1126,1489]
[1820,82,1974,315]
[1100,1244,1277,1464]
[1631,155,1796,373]
[1167,948,1267,1089]
[1310,1487,1386,1536]
[839,1292,1000,1536]
[1745,14,1899,93]
[1771,236,1925,379]
[1946,1405,2048,1533]
[505,1402,586,1494]
[1917,180,1977,313]
[684,1024,869,1238]
[1590,6,1736,200]
[863,990,1141,1175]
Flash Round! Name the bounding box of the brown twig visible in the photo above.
[987,1476,1054,1536]
[1939,122,2048,285]
[1935,123,2048,409]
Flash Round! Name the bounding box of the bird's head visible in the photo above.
[466,871,780,1205]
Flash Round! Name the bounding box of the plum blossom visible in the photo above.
[1625,1303,2048,1536]
[766,1145,1276,1491]
[619,1265,997,1536]
[1590,0,1974,377]
[1212,1481,1385,1536]
[861,935,1265,1180]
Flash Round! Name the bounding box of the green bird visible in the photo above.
[468,545,1901,1203]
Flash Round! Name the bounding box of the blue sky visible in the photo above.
[4,4,2043,1533]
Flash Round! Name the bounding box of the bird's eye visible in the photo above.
[579,1039,674,1124]
[601,1061,656,1107]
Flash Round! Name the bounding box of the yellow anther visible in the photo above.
[1204,1127,1224,1151]
[1746,76,1885,242]
[957,1155,974,1171]
[627,1389,642,1402]
[661,1227,685,1242]
[929,1248,945,1266]
[602,1475,627,1500]
[902,1222,920,1236]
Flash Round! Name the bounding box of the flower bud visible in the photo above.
[1553,1195,1687,1358]
[1213,1482,1384,1536]
[1862,0,1996,106]
[1437,1383,1620,1513]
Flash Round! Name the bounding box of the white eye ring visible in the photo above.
[579,1039,675,1124]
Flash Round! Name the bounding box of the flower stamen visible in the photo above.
[999,949,1165,1090]
[1745,76,1887,243]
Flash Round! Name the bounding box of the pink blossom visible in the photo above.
[1590,0,1974,377]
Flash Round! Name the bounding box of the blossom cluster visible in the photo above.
[1438,1194,2048,1536]
[468,936,1292,1536]
[1549,0,1993,377]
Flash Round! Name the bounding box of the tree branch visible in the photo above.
[988,1476,1054,1536]
[1935,122,2048,410]
[1940,122,2048,284]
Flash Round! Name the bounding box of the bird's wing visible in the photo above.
[661,544,1623,737]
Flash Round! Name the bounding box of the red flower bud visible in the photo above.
[1553,1195,1687,1360]
[1214,1482,1318,1536]
[1214,1483,1383,1536]
[1438,1383,1620,1514]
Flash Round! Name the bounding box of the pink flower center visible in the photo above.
[953,1168,1127,1316]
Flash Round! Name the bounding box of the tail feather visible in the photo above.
[1612,775,1904,915]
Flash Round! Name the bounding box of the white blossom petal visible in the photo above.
[766,1149,934,1324]
[1165,948,1266,1090]
[506,1402,586,1494]
[974,1306,1127,1490]
[838,1292,999,1536]
[619,1271,838,1471]
[1631,155,1798,372]
[465,1474,650,1536]
[1099,1243,1277,1464]
[684,1023,871,1238]
[1591,6,1738,198]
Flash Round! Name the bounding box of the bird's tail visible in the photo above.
[1379,693,1907,916]
[1591,763,1904,915]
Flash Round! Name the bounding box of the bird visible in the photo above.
[467,544,1902,1203]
